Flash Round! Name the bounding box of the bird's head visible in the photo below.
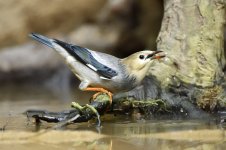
[121,50,165,83]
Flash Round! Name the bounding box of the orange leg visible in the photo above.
[84,87,113,104]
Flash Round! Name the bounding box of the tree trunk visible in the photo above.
[143,0,225,115]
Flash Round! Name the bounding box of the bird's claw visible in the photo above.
[90,92,102,102]
[91,92,113,105]
[84,87,113,105]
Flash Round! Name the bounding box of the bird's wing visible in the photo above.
[54,39,118,79]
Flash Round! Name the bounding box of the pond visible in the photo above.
[0,85,226,150]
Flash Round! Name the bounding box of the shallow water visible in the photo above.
[0,85,226,150]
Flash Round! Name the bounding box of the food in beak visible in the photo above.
[152,51,165,60]
[146,51,165,60]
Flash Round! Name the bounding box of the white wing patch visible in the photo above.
[100,76,111,80]
[87,64,97,71]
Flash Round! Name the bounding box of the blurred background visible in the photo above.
[1,2,226,149]
[0,0,164,104]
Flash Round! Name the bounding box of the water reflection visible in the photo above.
[0,86,226,150]
[1,118,226,150]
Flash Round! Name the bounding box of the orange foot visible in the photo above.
[84,87,113,104]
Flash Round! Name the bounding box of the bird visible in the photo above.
[29,33,165,104]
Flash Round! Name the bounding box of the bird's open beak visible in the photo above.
[146,50,165,60]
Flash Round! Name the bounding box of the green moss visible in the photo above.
[115,98,169,114]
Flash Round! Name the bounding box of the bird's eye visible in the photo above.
[139,55,145,60]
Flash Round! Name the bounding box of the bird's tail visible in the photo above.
[29,33,54,49]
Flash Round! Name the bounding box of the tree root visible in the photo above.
[26,93,169,127]
[26,93,111,127]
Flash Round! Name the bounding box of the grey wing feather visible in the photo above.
[54,39,118,79]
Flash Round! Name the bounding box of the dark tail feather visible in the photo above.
[29,33,54,48]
